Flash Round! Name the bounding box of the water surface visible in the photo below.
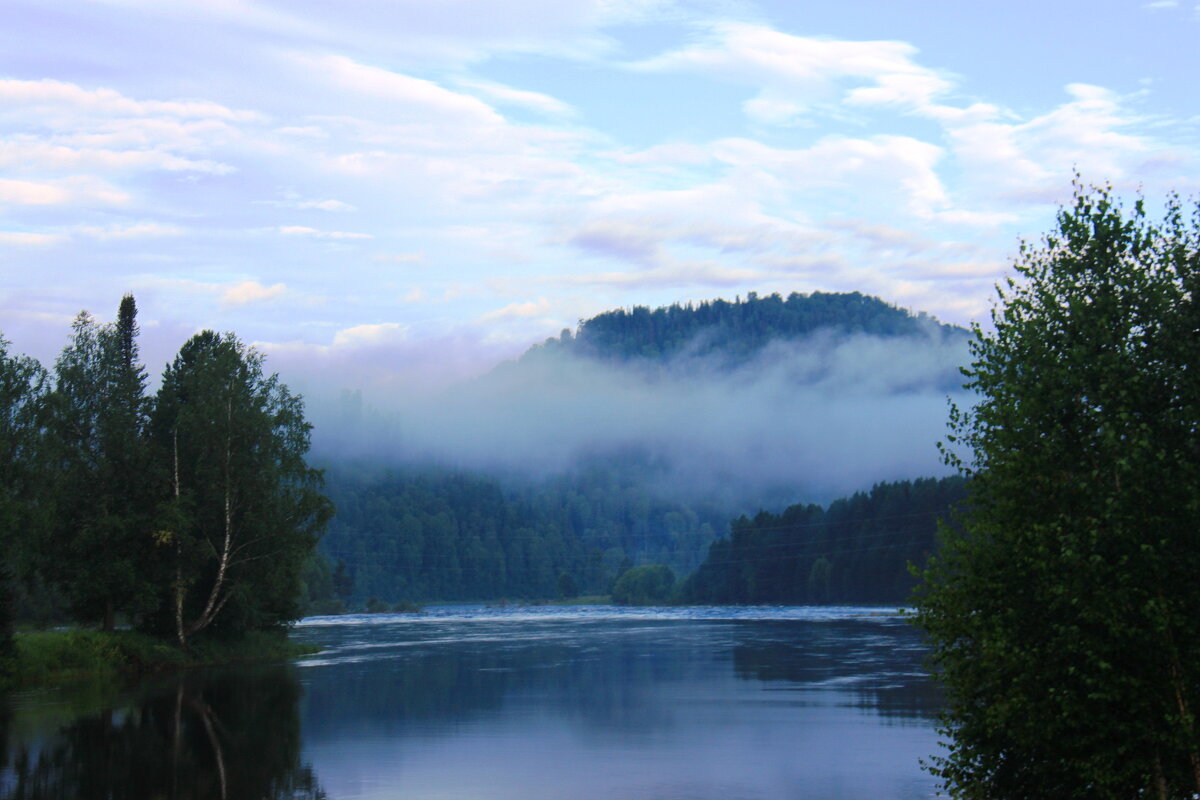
[2,605,942,799]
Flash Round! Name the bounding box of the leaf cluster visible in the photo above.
[913,182,1200,798]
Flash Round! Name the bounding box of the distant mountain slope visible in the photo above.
[316,290,975,604]
[521,291,967,366]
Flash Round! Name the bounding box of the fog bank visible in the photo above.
[307,327,972,505]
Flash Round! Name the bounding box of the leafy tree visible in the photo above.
[46,297,157,630]
[557,571,579,599]
[0,336,49,671]
[912,184,1200,798]
[149,331,332,648]
[611,564,675,605]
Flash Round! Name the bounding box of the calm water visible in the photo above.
[1,606,943,799]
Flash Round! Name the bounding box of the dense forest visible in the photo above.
[0,296,330,665]
[319,466,965,607]
[317,291,968,606]
[316,291,969,606]
[681,476,968,605]
[317,458,726,604]
[2,290,970,654]
[524,290,965,365]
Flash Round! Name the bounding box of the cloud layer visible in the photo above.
[310,326,972,505]
[0,0,1195,406]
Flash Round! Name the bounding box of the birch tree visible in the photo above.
[150,331,331,648]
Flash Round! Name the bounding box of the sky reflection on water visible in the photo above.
[291,605,941,800]
[1,606,942,799]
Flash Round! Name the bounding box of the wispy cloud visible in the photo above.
[221,280,287,307]
[277,225,372,239]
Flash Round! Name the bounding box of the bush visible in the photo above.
[611,565,676,605]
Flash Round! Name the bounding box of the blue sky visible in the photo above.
[2,0,1198,395]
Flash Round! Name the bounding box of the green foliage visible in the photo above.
[557,571,579,599]
[3,627,311,690]
[0,298,331,669]
[299,550,345,615]
[149,331,332,645]
[320,458,724,603]
[681,477,967,605]
[912,183,1200,798]
[0,335,49,670]
[611,564,676,605]
[45,298,158,630]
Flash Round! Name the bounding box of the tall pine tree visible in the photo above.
[47,296,156,630]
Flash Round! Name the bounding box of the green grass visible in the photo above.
[1,628,316,690]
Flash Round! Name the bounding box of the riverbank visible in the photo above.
[1,628,317,690]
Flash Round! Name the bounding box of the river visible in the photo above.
[1,605,943,799]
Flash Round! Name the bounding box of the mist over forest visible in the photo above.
[308,291,973,507]
[300,292,975,605]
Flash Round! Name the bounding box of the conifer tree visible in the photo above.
[47,297,156,630]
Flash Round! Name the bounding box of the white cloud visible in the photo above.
[297,54,503,125]
[297,199,354,211]
[455,79,575,117]
[332,322,409,347]
[220,280,287,306]
[0,178,72,206]
[935,83,1161,203]
[0,141,233,174]
[634,22,954,123]
[479,298,553,323]
[77,222,185,240]
[259,197,355,211]
[0,176,130,206]
[0,231,64,247]
[373,252,427,264]
[0,78,261,122]
[277,225,372,239]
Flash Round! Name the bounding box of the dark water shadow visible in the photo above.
[728,618,942,720]
[0,666,325,800]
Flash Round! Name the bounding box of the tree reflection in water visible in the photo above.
[0,666,325,800]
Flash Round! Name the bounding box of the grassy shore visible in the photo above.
[1,628,317,690]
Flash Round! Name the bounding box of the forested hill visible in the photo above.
[318,460,727,604]
[680,476,968,606]
[313,289,973,606]
[522,291,967,365]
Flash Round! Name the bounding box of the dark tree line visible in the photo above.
[0,296,330,667]
[680,477,967,605]
[525,290,965,365]
[318,457,726,603]
[319,463,964,607]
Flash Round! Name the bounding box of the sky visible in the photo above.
[2,0,1198,397]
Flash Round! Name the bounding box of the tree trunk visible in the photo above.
[173,428,188,651]
[182,387,236,642]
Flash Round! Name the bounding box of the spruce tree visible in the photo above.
[47,297,156,630]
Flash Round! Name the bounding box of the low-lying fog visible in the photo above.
[305,327,973,505]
